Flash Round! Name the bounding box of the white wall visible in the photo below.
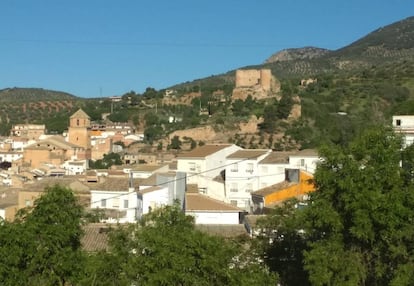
[0,209,5,220]
[258,164,288,189]
[186,211,239,225]
[288,156,319,174]
[225,151,270,209]
[393,115,414,128]
[140,187,170,215]
[90,188,137,223]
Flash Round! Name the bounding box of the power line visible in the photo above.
[83,152,316,210]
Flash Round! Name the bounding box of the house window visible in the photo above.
[230,183,238,192]
[230,200,238,206]
[112,198,120,208]
[189,162,196,171]
[300,159,305,167]
[123,200,129,209]
[230,163,238,172]
[76,119,80,126]
[101,199,107,208]
[396,119,401,126]
[246,163,253,173]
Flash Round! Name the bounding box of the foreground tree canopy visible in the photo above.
[85,204,277,286]
[0,185,84,285]
[258,127,414,285]
[0,186,276,286]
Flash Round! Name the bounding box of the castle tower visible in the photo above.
[68,109,91,149]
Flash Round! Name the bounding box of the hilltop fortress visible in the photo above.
[232,69,281,101]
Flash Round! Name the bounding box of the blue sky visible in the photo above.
[1,1,412,98]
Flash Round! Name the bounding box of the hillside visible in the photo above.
[1,16,414,151]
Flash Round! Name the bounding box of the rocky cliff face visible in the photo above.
[265,47,331,63]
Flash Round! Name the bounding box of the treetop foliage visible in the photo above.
[258,127,414,285]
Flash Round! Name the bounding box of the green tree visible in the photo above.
[89,152,123,169]
[168,135,182,150]
[87,205,277,286]
[0,185,85,285]
[259,127,414,285]
[302,127,414,285]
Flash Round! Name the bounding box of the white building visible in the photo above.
[288,149,319,174]
[61,160,88,175]
[392,115,414,147]
[185,192,242,225]
[89,177,140,223]
[0,151,23,163]
[176,144,241,195]
[258,151,295,189]
[137,185,170,218]
[225,149,271,209]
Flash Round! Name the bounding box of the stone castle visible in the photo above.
[232,69,280,101]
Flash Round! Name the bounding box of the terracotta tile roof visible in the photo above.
[138,186,162,194]
[186,193,241,212]
[70,109,90,119]
[88,177,140,192]
[81,223,112,252]
[131,164,166,172]
[227,149,270,160]
[177,144,232,159]
[251,181,297,197]
[22,177,91,193]
[186,184,199,193]
[140,173,157,186]
[196,224,248,238]
[259,151,295,164]
[25,135,82,150]
[291,149,319,157]
[0,188,18,209]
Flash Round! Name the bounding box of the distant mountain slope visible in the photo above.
[172,16,414,86]
[0,87,78,102]
[265,47,331,64]
[334,16,414,56]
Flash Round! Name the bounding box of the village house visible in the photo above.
[18,177,91,210]
[10,124,46,140]
[251,169,314,214]
[392,115,414,147]
[23,135,87,169]
[185,192,243,225]
[0,188,19,221]
[176,144,241,196]
[89,176,139,223]
[224,149,272,210]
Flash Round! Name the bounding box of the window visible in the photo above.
[76,119,80,126]
[230,163,238,172]
[230,200,238,206]
[300,159,305,167]
[189,162,196,171]
[246,163,253,173]
[230,183,238,192]
[101,199,107,208]
[396,119,401,126]
[123,200,129,209]
[112,198,120,208]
